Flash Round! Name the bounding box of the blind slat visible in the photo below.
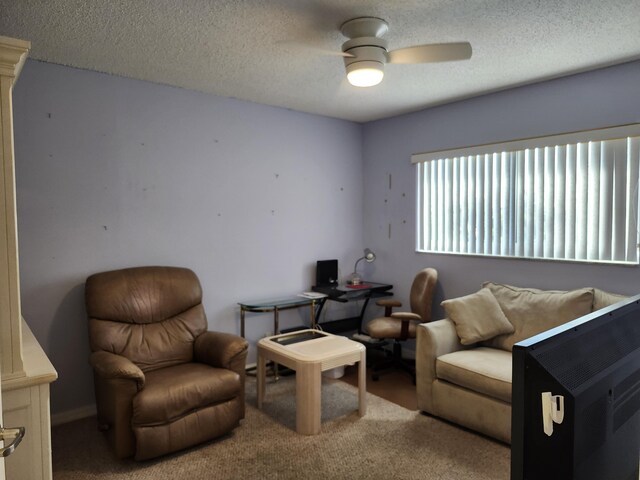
[626,138,640,262]
[543,147,555,258]
[576,143,589,260]
[587,142,601,260]
[599,142,613,260]
[554,146,566,259]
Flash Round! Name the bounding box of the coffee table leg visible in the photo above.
[257,351,266,409]
[296,362,321,435]
[358,351,366,416]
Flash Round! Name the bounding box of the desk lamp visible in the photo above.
[349,248,376,285]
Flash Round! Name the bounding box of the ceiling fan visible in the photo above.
[337,17,472,87]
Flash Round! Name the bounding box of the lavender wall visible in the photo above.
[13,61,365,417]
[362,60,640,330]
[13,58,640,419]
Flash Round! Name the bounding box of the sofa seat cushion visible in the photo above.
[436,347,512,403]
[132,363,241,426]
[481,283,594,351]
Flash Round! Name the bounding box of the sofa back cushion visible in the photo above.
[481,282,594,351]
[592,288,628,311]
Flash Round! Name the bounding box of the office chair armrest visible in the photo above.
[376,298,402,316]
[195,331,249,373]
[390,312,422,321]
[388,311,422,339]
[89,351,145,390]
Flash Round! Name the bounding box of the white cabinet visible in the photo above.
[0,35,57,480]
[3,324,55,479]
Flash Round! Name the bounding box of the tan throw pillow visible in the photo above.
[592,288,627,311]
[481,282,594,351]
[441,288,514,346]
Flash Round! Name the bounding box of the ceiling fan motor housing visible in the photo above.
[340,17,389,39]
[341,17,390,69]
[342,43,388,69]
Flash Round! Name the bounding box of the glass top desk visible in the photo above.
[238,296,325,338]
[312,281,393,334]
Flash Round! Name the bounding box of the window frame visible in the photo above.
[412,124,640,265]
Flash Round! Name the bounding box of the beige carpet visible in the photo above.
[52,376,510,479]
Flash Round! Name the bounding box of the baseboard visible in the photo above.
[51,404,97,426]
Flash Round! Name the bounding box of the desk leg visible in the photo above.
[296,362,321,435]
[310,299,316,329]
[356,295,372,333]
[257,351,266,409]
[358,350,366,416]
[240,307,246,338]
[273,308,279,380]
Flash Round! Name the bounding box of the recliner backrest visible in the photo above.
[409,267,438,322]
[86,266,207,372]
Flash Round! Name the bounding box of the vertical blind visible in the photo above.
[413,125,640,264]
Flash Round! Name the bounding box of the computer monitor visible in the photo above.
[315,259,338,287]
[511,294,640,480]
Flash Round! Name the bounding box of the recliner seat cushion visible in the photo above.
[132,363,241,426]
[437,347,512,403]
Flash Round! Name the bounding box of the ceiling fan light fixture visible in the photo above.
[346,61,384,87]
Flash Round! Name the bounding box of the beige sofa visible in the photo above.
[416,282,626,443]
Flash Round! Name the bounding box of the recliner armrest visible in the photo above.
[89,351,145,390]
[194,331,249,374]
[416,319,467,413]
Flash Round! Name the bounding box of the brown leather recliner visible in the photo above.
[85,266,248,461]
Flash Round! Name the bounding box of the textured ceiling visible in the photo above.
[1,0,640,122]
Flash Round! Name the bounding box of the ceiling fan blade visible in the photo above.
[275,40,354,57]
[387,42,472,64]
[303,47,354,58]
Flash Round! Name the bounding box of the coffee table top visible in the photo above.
[258,329,364,363]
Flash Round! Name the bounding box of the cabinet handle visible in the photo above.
[0,427,25,457]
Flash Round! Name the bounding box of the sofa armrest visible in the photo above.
[194,331,249,375]
[89,351,145,390]
[416,319,467,413]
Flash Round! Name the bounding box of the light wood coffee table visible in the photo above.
[257,329,366,435]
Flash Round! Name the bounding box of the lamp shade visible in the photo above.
[363,248,376,262]
[346,61,384,87]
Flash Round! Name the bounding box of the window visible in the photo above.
[413,124,640,264]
